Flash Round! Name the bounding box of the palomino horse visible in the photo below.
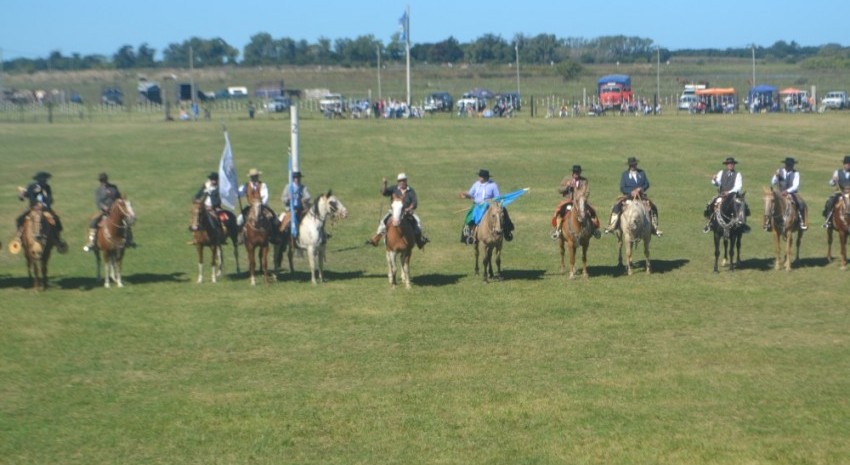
[19,207,62,290]
[385,193,416,289]
[275,192,348,285]
[95,197,136,288]
[558,183,592,279]
[191,200,240,283]
[474,200,504,283]
[762,187,804,271]
[827,189,850,269]
[243,201,276,286]
[616,195,652,275]
[709,194,747,273]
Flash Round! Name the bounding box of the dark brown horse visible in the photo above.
[827,189,850,270]
[19,207,62,290]
[709,194,746,273]
[385,194,416,289]
[244,201,274,286]
[191,200,239,283]
[474,201,504,283]
[763,187,803,271]
[95,197,136,288]
[558,183,592,279]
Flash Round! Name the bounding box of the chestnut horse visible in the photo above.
[616,196,652,275]
[474,201,504,283]
[827,189,850,270]
[244,201,274,286]
[558,183,592,279]
[191,200,239,283]
[762,187,803,271]
[19,207,62,290]
[95,197,136,288]
[386,194,416,289]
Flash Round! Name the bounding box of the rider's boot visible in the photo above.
[603,213,618,234]
[366,232,384,247]
[551,217,562,240]
[416,231,429,249]
[763,215,772,232]
[824,211,833,229]
[83,228,97,252]
[703,214,713,233]
[651,213,663,237]
[800,209,809,230]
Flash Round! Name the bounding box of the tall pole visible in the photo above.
[405,4,411,106]
[752,45,756,87]
[376,44,382,102]
[189,46,195,107]
[656,46,660,114]
[515,42,520,99]
[290,105,300,172]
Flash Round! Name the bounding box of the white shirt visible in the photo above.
[829,169,850,186]
[771,168,800,193]
[712,170,742,194]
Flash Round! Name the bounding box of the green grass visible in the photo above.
[1,114,849,464]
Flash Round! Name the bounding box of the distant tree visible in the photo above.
[556,59,583,82]
[113,45,136,69]
[467,34,510,63]
[137,43,157,68]
[428,37,463,63]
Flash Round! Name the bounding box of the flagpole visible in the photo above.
[405,4,411,107]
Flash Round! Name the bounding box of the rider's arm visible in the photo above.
[830,170,839,186]
[730,173,743,194]
[260,183,269,205]
[786,172,800,193]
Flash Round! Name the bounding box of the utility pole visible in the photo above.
[189,46,195,109]
[376,44,382,102]
[515,42,520,100]
[404,4,411,106]
[656,46,660,114]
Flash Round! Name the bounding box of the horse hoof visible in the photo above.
[569,273,576,280]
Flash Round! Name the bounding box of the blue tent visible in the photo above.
[748,85,778,112]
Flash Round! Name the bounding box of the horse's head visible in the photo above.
[118,198,137,226]
[390,194,404,227]
[762,186,777,214]
[317,190,348,222]
[485,201,504,237]
[573,183,588,221]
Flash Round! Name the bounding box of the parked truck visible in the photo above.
[597,74,633,110]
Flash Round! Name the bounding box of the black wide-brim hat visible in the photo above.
[626,157,638,165]
[843,155,850,164]
[478,169,490,178]
[208,172,219,181]
[572,165,582,173]
[292,171,303,178]
[722,157,738,165]
[783,157,797,166]
[33,171,51,180]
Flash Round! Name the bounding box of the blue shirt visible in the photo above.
[467,180,500,203]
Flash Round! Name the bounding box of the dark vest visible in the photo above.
[778,170,796,191]
[719,170,737,193]
[838,169,850,190]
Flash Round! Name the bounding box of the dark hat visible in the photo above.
[783,157,797,166]
[572,165,582,173]
[722,157,738,165]
[208,171,219,181]
[292,171,302,178]
[478,169,490,178]
[843,155,850,164]
[98,172,109,182]
[33,171,51,180]
[626,157,638,165]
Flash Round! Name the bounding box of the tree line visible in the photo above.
[4,33,849,74]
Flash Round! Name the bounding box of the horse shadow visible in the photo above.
[0,274,36,290]
[650,258,690,274]
[742,256,830,271]
[500,269,547,281]
[273,269,366,282]
[123,272,189,285]
[411,273,465,287]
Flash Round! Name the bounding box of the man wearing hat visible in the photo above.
[703,157,749,233]
[366,173,429,249]
[459,169,515,243]
[84,172,135,252]
[822,155,850,228]
[550,165,601,239]
[280,171,312,236]
[604,157,662,236]
[15,171,67,251]
[770,157,808,230]
[193,172,226,238]
[238,168,279,234]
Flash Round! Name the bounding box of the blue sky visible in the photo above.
[2,0,847,60]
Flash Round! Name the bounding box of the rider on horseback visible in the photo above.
[460,169,515,243]
[192,172,227,240]
[603,157,663,237]
[703,157,750,233]
[15,171,67,251]
[238,168,279,235]
[84,172,136,251]
[366,173,429,249]
[280,171,311,236]
[550,165,601,240]
[823,155,850,228]
[769,157,808,231]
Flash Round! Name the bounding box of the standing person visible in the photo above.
[15,171,67,251]
[703,157,749,233]
[823,155,850,228]
[83,172,136,252]
[366,173,429,249]
[769,157,808,230]
[192,172,225,237]
[238,168,278,229]
[247,101,256,120]
[603,156,662,236]
[459,169,514,243]
[550,165,601,239]
[280,171,312,235]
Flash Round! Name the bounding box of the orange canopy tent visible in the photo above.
[696,88,736,96]
[779,87,804,95]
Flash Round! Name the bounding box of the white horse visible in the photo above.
[617,197,652,275]
[277,191,348,284]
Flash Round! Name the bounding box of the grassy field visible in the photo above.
[1,113,849,464]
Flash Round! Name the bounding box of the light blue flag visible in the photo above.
[218,132,238,210]
[399,11,408,41]
[288,152,297,238]
[471,202,490,225]
[496,188,529,207]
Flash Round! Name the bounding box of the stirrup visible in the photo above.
[550,229,560,240]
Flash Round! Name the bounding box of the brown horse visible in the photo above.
[762,187,804,271]
[386,194,416,289]
[558,183,592,279]
[827,189,850,270]
[474,201,504,283]
[191,200,240,283]
[19,207,62,290]
[244,201,274,286]
[95,197,136,288]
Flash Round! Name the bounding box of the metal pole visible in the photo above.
[656,46,660,114]
[189,46,195,108]
[290,105,300,172]
[752,45,756,87]
[515,42,520,100]
[376,44,382,102]
[405,4,411,107]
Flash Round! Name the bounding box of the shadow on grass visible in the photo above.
[500,269,547,280]
[740,256,831,271]
[411,273,465,287]
[124,272,189,285]
[268,269,367,283]
[0,274,36,290]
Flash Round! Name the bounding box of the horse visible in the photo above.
[274,192,348,285]
[558,183,592,279]
[762,187,804,271]
[385,193,416,289]
[826,189,850,270]
[709,193,747,273]
[474,200,504,283]
[616,195,652,275]
[243,201,275,286]
[19,207,62,290]
[95,197,136,288]
[191,200,240,283]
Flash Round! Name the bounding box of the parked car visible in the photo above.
[101,87,124,105]
[319,93,346,114]
[821,91,848,109]
[456,93,486,114]
[494,92,521,111]
[265,96,291,113]
[424,92,453,112]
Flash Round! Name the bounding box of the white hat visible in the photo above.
[397,173,407,181]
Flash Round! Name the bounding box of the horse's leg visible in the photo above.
[317,246,325,284]
[211,246,219,283]
[386,250,396,287]
[735,233,742,266]
[197,245,204,283]
[494,245,502,280]
[644,237,652,274]
[115,252,124,288]
[581,241,589,280]
[773,232,782,270]
[827,227,834,262]
[713,232,721,273]
[568,242,577,280]
[103,252,112,288]
[617,233,624,269]
[247,244,256,286]
[558,238,566,275]
[481,245,491,283]
[794,230,803,265]
[784,233,793,271]
[287,240,295,274]
[307,246,317,285]
[402,251,411,289]
[261,245,269,285]
[625,237,633,276]
[474,242,480,276]
[840,230,848,271]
